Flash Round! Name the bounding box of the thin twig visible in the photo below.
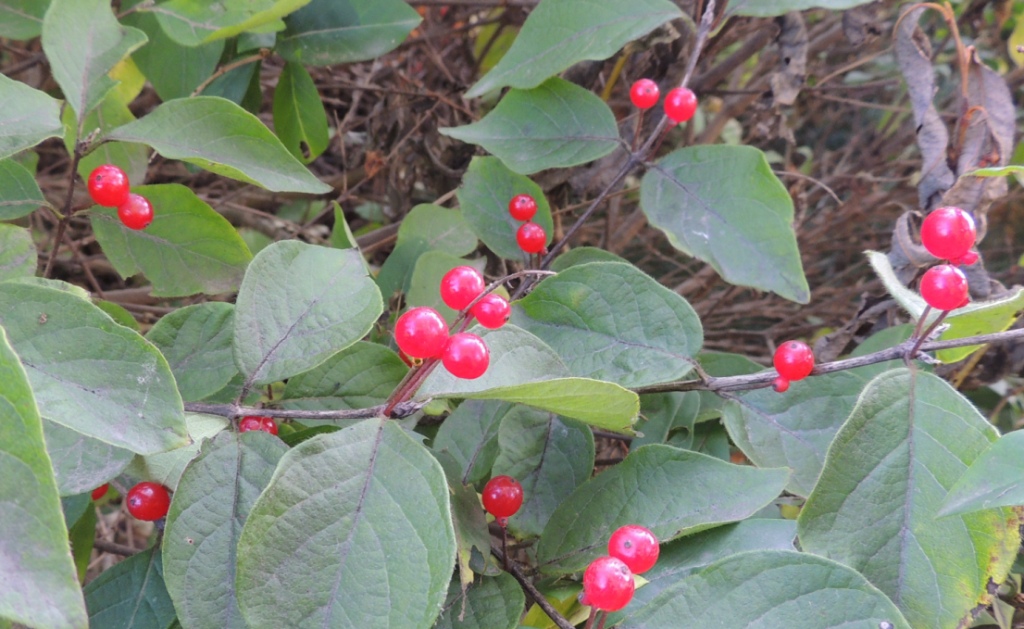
[191,50,270,97]
[492,547,576,629]
[183,400,426,420]
[93,538,141,557]
[43,144,84,279]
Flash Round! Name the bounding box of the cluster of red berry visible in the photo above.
[395,265,511,379]
[581,525,660,613]
[509,194,547,254]
[629,79,698,124]
[772,340,815,393]
[238,414,279,435]
[87,164,154,230]
[918,206,977,311]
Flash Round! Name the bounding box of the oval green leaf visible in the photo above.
[0,74,64,161]
[146,303,239,402]
[0,158,47,220]
[435,573,524,629]
[939,430,1024,516]
[84,547,176,629]
[277,0,421,66]
[43,420,134,496]
[280,341,408,414]
[0,224,37,282]
[432,400,510,485]
[0,0,49,39]
[148,0,309,46]
[273,61,330,163]
[122,9,224,101]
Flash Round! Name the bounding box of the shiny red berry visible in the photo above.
[442,332,489,379]
[772,377,790,393]
[920,264,969,311]
[87,164,130,207]
[508,194,538,222]
[125,482,171,521]
[630,78,660,110]
[583,556,635,612]
[952,250,979,266]
[471,294,510,329]
[920,206,976,261]
[117,193,154,230]
[773,341,814,383]
[516,222,547,254]
[481,475,523,523]
[608,525,660,574]
[91,484,110,501]
[663,87,698,123]
[440,266,485,311]
[239,415,278,435]
[394,307,449,359]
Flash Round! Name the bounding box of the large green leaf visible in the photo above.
[939,430,1024,516]
[163,431,287,629]
[146,303,238,402]
[618,550,912,629]
[0,282,188,454]
[43,420,134,496]
[280,341,407,414]
[733,0,874,17]
[407,251,485,324]
[798,368,1021,629]
[432,400,510,485]
[125,413,230,492]
[492,407,594,537]
[442,78,620,175]
[122,8,225,101]
[536,444,790,574]
[148,0,309,46]
[641,145,809,303]
[233,241,383,386]
[0,327,88,629]
[512,261,702,387]
[0,158,47,220]
[456,157,553,261]
[435,450,496,589]
[236,420,456,628]
[273,61,329,163]
[0,0,49,39]
[0,224,36,282]
[0,74,64,161]
[435,574,524,629]
[277,0,421,66]
[84,547,176,629]
[64,89,151,185]
[106,97,332,194]
[418,324,638,430]
[466,0,682,97]
[91,184,253,297]
[634,391,699,448]
[41,0,147,119]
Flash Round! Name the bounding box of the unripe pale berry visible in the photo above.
[394,307,449,359]
[920,264,969,311]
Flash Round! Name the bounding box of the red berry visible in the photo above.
[582,556,635,612]
[239,415,278,435]
[663,87,698,123]
[773,341,814,382]
[952,250,979,266]
[481,475,523,522]
[440,266,485,311]
[442,332,489,379]
[87,164,130,207]
[394,307,449,359]
[125,482,171,521]
[91,484,110,501]
[608,525,660,574]
[516,222,547,254]
[471,294,510,329]
[772,377,790,393]
[117,193,154,230]
[508,194,538,222]
[920,264,969,311]
[920,206,976,261]
[630,79,660,110]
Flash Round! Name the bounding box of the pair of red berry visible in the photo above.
[629,79,699,124]
[87,164,153,230]
[508,194,547,254]
[581,525,660,612]
[238,414,279,435]
[772,340,815,393]
[918,206,976,312]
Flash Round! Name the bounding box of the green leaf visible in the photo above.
[273,61,330,163]
[432,400,510,485]
[106,97,332,194]
[407,251,485,324]
[146,303,238,402]
[733,0,877,17]
[418,324,638,430]
[456,157,554,261]
[68,502,97,581]
[43,420,134,496]
[233,241,383,386]
[95,300,140,331]
[965,164,1024,177]
[280,341,407,414]
[0,0,49,39]
[0,224,37,282]
[512,262,703,387]
[466,0,682,97]
[64,91,151,185]
[41,0,147,119]
[149,0,309,46]
[0,327,89,629]
[550,246,627,271]
[0,282,188,454]
[122,9,225,101]
[798,368,1021,629]
[278,0,421,66]
[163,431,287,629]
[536,444,791,574]
[0,158,47,219]
[126,413,230,491]
[618,550,912,629]
[442,78,620,175]
[641,145,809,303]
[435,573,524,629]
[492,408,594,537]
[939,430,1024,516]
[91,184,253,297]
[634,392,699,448]
[436,450,497,587]
[330,202,358,249]
[236,420,456,628]
[0,74,64,161]
[84,547,176,629]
